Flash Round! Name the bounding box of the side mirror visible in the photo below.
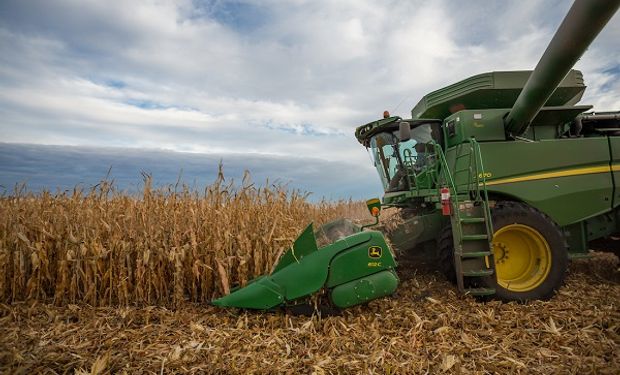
[366,198,382,217]
[399,121,411,142]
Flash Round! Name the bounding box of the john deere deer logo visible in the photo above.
[368,246,382,258]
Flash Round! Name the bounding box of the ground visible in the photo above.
[1,252,618,374]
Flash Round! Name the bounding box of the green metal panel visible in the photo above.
[442,106,592,148]
[272,223,318,273]
[585,212,618,241]
[529,106,592,128]
[411,70,585,120]
[385,211,444,252]
[531,126,558,141]
[443,109,506,146]
[330,270,399,309]
[270,232,371,300]
[355,116,401,146]
[212,230,370,309]
[326,231,397,287]
[210,276,285,309]
[563,210,620,256]
[473,137,614,226]
[563,222,588,255]
[471,137,610,182]
[212,227,399,309]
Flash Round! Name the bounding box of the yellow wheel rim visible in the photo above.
[492,224,551,292]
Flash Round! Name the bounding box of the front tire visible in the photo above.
[437,225,456,284]
[436,201,568,301]
[489,201,568,301]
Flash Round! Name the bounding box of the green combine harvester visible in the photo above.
[212,0,620,311]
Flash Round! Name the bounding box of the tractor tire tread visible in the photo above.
[437,225,456,284]
[488,200,569,301]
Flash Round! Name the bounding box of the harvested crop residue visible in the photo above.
[1,252,618,374]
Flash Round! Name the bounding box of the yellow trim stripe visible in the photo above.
[485,165,614,186]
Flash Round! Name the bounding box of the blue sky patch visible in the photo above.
[105,79,127,89]
[192,0,268,33]
[124,99,174,110]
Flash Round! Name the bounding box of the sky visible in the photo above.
[0,0,619,199]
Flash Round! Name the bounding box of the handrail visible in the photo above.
[430,141,464,241]
[432,138,494,246]
[471,139,494,236]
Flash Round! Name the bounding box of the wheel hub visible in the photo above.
[494,242,510,264]
[491,224,552,292]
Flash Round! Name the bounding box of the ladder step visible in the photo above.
[465,287,496,296]
[460,217,485,224]
[454,167,471,173]
[455,152,472,159]
[460,251,492,258]
[462,234,488,241]
[462,269,494,277]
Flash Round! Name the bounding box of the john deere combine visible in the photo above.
[213,0,620,310]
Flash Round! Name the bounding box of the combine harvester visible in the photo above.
[213,0,620,311]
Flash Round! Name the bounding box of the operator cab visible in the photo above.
[359,119,443,193]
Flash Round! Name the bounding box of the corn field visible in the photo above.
[0,173,366,307]
[1,174,619,373]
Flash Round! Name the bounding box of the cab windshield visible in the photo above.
[369,123,441,192]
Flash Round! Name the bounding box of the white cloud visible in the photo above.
[0,0,619,196]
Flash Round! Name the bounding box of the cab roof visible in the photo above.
[355,117,441,147]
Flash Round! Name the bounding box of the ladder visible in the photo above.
[436,139,496,296]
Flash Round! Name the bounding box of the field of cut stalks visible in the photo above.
[1,175,619,374]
